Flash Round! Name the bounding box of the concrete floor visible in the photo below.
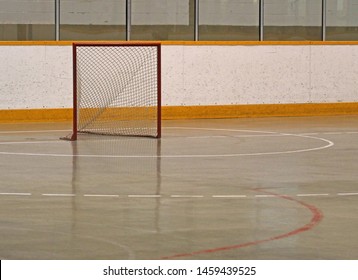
[0,115,357,260]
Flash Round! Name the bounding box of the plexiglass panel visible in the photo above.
[264,0,322,40]
[199,0,259,41]
[60,0,126,40]
[326,0,358,40]
[131,0,194,40]
[0,0,55,40]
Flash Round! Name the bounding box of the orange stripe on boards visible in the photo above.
[0,103,358,123]
[162,103,358,119]
[161,41,358,46]
[1,41,358,47]
[0,108,72,123]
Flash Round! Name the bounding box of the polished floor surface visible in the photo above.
[0,115,357,260]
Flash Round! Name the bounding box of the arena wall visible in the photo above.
[0,41,357,122]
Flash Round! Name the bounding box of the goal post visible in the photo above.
[63,42,161,141]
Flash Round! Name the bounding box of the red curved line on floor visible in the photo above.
[161,190,323,259]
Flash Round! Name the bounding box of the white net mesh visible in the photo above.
[74,44,160,138]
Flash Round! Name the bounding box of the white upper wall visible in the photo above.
[0,44,357,109]
[0,0,357,26]
[162,44,358,106]
[0,45,71,109]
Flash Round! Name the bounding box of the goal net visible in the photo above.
[63,43,161,140]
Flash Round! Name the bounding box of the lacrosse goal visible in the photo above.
[62,42,161,140]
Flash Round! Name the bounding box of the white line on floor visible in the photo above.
[0,127,336,158]
[0,130,68,134]
[297,193,330,197]
[166,127,278,134]
[171,195,204,198]
[84,194,119,198]
[128,195,162,198]
[0,192,32,196]
[185,136,227,139]
[0,141,63,145]
[212,195,247,198]
[337,192,358,196]
[234,134,291,138]
[42,194,76,197]
[1,192,358,199]
[299,131,358,136]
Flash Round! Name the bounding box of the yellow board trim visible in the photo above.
[0,103,357,123]
[1,41,358,46]
[163,103,358,119]
[0,108,73,123]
